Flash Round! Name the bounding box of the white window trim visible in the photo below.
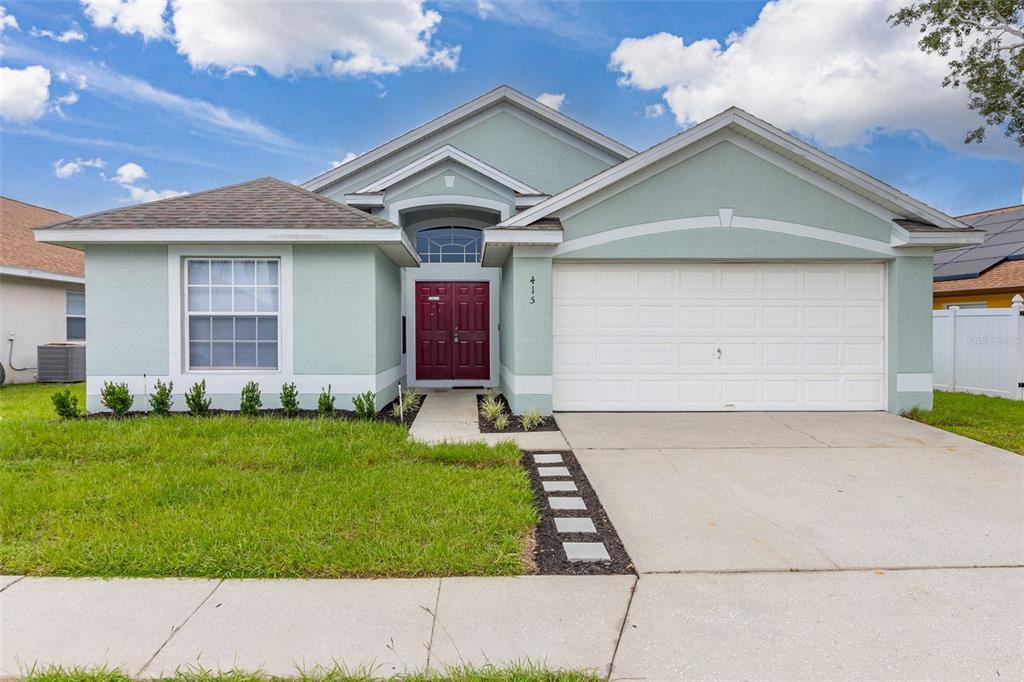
[168,245,294,390]
[183,257,282,372]
[65,290,86,341]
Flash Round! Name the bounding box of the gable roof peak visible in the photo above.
[302,85,635,193]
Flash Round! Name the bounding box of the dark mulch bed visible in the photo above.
[477,393,559,433]
[522,449,634,576]
[83,394,426,427]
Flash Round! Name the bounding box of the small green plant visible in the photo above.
[100,381,133,418]
[239,381,262,417]
[480,393,505,423]
[519,408,544,431]
[317,384,335,417]
[279,382,300,417]
[148,379,173,415]
[399,387,422,411]
[352,390,377,420]
[390,401,404,420]
[51,388,81,420]
[493,412,510,430]
[185,380,211,416]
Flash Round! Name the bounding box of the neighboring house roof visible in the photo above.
[933,259,1024,294]
[0,196,82,281]
[497,107,970,235]
[36,177,397,232]
[933,204,1024,282]
[302,85,636,193]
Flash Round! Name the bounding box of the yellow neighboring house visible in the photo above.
[933,204,1024,309]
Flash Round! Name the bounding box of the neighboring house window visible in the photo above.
[66,291,85,341]
[185,258,279,370]
[415,227,482,263]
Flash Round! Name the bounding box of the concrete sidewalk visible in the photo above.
[409,389,568,450]
[4,569,1021,680]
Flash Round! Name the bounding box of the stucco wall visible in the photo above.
[321,104,616,200]
[84,244,401,412]
[0,275,83,384]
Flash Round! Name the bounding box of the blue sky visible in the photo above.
[0,0,1020,218]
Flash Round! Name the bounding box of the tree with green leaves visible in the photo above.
[890,0,1023,146]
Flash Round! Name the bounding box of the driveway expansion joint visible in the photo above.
[136,578,224,677]
[0,576,25,594]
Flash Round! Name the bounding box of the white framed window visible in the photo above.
[185,258,279,370]
[66,291,85,340]
[415,226,483,263]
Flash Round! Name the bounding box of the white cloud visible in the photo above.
[56,91,80,106]
[123,185,187,203]
[113,161,147,185]
[609,0,1016,158]
[58,71,89,89]
[644,103,665,119]
[0,5,18,32]
[331,152,359,168]
[0,65,50,124]
[80,0,460,78]
[536,92,565,111]
[53,157,105,178]
[475,0,495,19]
[31,27,87,42]
[81,0,168,41]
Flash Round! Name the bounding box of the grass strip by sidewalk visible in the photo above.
[22,664,602,682]
[906,390,1024,455]
[1,383,538,578]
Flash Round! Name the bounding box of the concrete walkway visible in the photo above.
[409,389,568,450]
[0,575,634,678]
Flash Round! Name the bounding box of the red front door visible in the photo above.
[415,281,489,381]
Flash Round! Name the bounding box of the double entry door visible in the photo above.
[415,281,490,381]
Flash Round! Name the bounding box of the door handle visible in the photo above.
[716,347,722,359]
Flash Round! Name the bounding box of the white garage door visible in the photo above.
[552,262,886,411]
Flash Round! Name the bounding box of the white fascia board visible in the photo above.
[301,86,634,193]
[35,228,421,266]
[0,264,84,284]
[515,195,550,208]
[357,144,541,195]
[345,193,385,207]
[503,107,966,232]
[890,222,985,248]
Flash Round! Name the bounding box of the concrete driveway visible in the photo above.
[557,411,1024,680]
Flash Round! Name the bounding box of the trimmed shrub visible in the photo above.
[148,379,174,416]
[519,409,544,431]
[280,382,300,417]
[480,393,505,423]
[493,412,509,430]
[352,390,377,420]
[100,381,133,418]
[51,388,81,420]
[185,380,212,416]
[317,385,335,417]
[240,381,262,417]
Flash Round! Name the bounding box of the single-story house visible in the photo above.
[36,86,983,414]
[1,196,84,384]
[933,204,1024,309]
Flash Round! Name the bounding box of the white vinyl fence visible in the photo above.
[933,295,1024,400]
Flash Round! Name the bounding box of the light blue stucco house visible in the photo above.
[36,86,982,414]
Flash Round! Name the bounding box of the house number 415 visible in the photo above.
[529,275,536,304]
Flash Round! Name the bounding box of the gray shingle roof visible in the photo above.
[37,177,397,231]
[934,205,1024,281]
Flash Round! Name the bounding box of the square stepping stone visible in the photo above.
[542,480,577,492]
[548,496,585,510]
[532,453,563,464]
[537,466,570,478]
[554,517,597,534]
[563,542,611,562]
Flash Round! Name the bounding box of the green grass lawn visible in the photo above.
[907,390,1024,455]
[22,664,600,682]
[0,383,538,578]
[22,663,598,679]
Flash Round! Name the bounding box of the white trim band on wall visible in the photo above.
[896,373,933,393]
[86,365,404,396]
[500,364,552,395]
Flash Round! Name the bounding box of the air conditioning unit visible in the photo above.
[37,343,86,383]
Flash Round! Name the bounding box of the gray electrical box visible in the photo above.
[37,344,86,383]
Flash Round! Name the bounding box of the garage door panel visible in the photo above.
[552,262,886,411]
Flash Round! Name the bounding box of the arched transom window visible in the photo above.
[415,227,483,263]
